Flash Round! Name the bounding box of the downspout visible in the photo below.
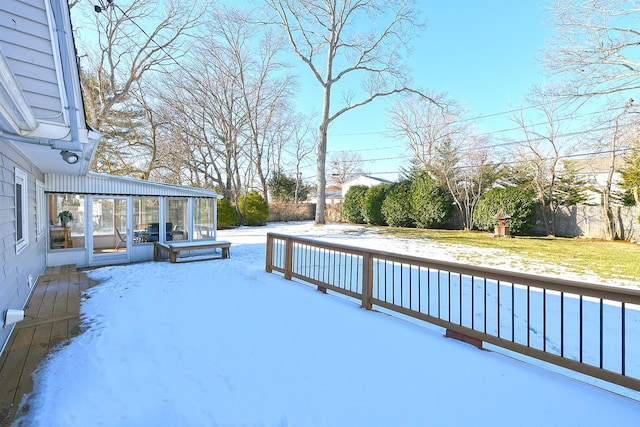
[50,0,80,146]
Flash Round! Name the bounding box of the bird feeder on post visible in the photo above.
[494,209,512,237]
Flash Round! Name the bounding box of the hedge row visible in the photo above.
[343,175,452,229]
[344,180,537,235]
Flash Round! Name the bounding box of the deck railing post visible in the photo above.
[361,252,373,310]
[265,233,274,273]
[263,233,640,393]
[284,237,293,280]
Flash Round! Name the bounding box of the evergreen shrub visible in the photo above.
[363,184,389,225]
[382,181,414,227]
[473,186,536,235]
[343,185,368,224]
[238,191,269,226]
[216,197,238,228]
[410,174,452,228]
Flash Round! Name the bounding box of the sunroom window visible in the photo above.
[49,194,85,250]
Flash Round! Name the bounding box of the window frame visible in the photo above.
[36,180,46,241]
[15,167,28,254]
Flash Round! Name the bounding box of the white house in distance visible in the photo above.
[0,1,221,354]
[341,174,393,199]
[564,157,627,205]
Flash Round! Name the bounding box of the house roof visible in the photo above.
[0,0,99,176]
[46,172,222,199]
[343,174,392,186]
[564,157,628,174]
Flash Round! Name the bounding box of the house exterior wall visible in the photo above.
[0,0,65,126]
[0,141,46,354]
[341,176,391,199]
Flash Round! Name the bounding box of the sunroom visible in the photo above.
[45,172,223,268]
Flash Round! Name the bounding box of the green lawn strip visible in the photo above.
[376,226,640,284]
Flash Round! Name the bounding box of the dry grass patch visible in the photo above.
[377,227,640,285]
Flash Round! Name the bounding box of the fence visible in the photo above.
[553,205,639,240]
[265,232,640,393]
[268,202,315,222]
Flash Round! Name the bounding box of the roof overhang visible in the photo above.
[0,3,100,176]
[0,48,38,134]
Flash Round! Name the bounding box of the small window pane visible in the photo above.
[194,198,214,240]
[133,197,160,244]
[49,194,85,250]
[15,168,28,253]
[166,198,188,241]
[16,182,23,240]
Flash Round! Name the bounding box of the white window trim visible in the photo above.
[15,168,28,254]
[36,180,46,241]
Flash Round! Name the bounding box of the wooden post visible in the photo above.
[265,233,274,273]
[284,237,293,280]
[361,252,373,310]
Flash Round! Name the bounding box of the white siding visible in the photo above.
[0,0,64,125]
[342,175,392,198]
[0,140,46,354]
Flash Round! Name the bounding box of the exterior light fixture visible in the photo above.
[60,150,79,164]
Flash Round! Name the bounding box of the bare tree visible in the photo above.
[510,87,573,236]
[264,0,427,224]
[388,92,491,229]
[601,99,635,239]
[72,0,206,175]
[430,131,495,230]
[206,6,296,202]
[389,91,463,169]
[153,4,303,219]
[328,151,364,186]
[286,116,316,202]
[545,0,640,97]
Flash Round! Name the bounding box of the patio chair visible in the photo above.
[115,227,127,250]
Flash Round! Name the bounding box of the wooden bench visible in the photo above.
[153,240,231,263]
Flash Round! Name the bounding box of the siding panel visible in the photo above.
[0,0,63,125]
[0,141,45,356]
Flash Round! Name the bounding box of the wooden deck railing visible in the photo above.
[265,232,640,392]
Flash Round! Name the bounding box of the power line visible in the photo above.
[94,1,213,100]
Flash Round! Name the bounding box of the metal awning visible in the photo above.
[46,172,222,199]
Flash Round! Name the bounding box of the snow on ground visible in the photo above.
[15,222,640,426]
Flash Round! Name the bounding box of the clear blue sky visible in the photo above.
[310,1,551,180]
[76,0,552,182]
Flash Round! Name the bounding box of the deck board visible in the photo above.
[0,328,34,425]
[0,266,98,426]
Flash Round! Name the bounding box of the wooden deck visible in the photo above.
[0,265,98,426]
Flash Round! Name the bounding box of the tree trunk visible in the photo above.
[315,123,328,224]
[315,62,332,224]
[603,148,618,240]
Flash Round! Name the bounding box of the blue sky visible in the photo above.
[310,1,552,180]
[75,0,553,181]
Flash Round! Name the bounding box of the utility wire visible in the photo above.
[92,3,639,185]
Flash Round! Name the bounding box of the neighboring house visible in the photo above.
[564,157,627,205]
[341,175,392,199]
[0,1,221,354]
[307,184,343,205]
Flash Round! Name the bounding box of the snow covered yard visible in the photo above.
[15,222,640,426]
